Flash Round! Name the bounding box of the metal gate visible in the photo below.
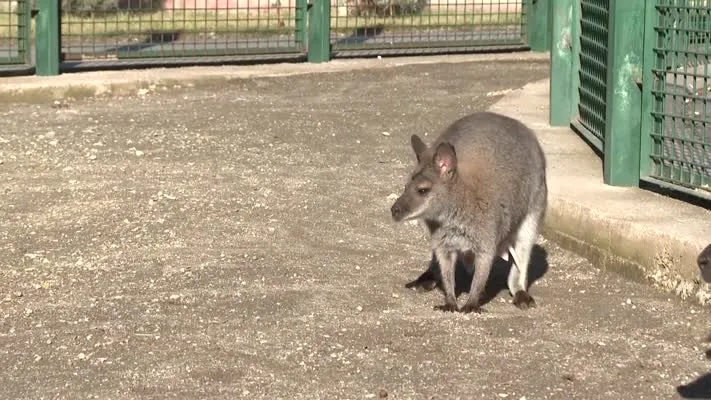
[0,0,32,73]
[59,0,309,70]
[329,0,528,56]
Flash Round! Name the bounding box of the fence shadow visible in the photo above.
[102,31,183,54]
[334,25,385,46]
[404,244,550,306]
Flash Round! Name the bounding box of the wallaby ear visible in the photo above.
[433,142,457,177]
[410,134,427,162]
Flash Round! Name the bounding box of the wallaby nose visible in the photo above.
[700,255,711,283]
[391,203,403,221]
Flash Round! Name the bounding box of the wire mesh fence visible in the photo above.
[573,0,608,152]
[647,0,711,193]
[330,0,526,55]
[60,0,308,67]
[0,0,32,69]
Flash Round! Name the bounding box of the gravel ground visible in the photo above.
[1,60,710,400]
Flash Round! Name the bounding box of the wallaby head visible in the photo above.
[390,134,459,223]
[698,243,711,283]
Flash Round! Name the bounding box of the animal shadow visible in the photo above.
[404,244,550,307]
[677,373,711,399]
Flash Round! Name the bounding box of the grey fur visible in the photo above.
[390,111,548,313]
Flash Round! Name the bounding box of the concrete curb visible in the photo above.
[0,52,550,104]
[488,78,711,306]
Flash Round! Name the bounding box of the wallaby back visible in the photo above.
[391,111,548,313]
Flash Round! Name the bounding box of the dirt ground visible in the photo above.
[1,60,711,400]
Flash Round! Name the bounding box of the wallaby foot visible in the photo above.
[434,303,459,313]
[459,303,484,314]
[512,290,536,310]
[404,268,438,292]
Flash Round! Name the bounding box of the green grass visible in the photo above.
[0,9,523,40]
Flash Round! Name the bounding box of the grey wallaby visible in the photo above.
[390,111,548,313]
[698,243,711,283]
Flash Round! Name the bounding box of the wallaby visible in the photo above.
[698,243,711,283]
[390,111,548,313]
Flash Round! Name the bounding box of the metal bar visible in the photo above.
[526,0,550,51]
[308,0,330,63]
[296,0,308,46]
[602,0,644,186]
[36,0,60,75]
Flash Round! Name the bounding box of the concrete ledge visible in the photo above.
[489,79,711,305]
[0,52,549,104]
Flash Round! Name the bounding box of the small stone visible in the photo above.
[356,306,363,312]
[381,131,390,136]
[386,193,398,200]
[77,352,87,360]
[135,150,144,157]
[34,355,42,362]
[379,389,388,398]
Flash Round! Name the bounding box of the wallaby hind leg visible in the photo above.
[507,211,541,310]
[460,249,495,314]
[433,248,458,312]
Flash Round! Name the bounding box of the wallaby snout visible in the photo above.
[390,198,407,222]
[698,244,711,283]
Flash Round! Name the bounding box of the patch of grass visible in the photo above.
[0,9,522,40]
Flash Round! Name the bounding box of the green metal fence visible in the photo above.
[641,0,711,196]
[551,0,711,201]
[0,0,32,71]
[59,0,309,70]
[0,0,550,75]
[329,0,528,57]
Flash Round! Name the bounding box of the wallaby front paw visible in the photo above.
[459,303,484,314]
[512,291,537,310]
[434,303,458,313]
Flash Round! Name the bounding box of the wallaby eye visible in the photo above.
[417,188,431,195]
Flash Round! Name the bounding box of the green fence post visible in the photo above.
[549,0,574,126]
[602,0,645,186]
[36,0,60,76]
[638,0,657,181]
[295,0,308,47]
[526,0,551,52]
[307,0,331,63]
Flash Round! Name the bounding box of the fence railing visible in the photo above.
[551,0,711,201]
[0,0,551,75]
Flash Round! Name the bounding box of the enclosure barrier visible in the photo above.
[0,0,32,72]
[551,0,711,201]
[0,0,550,75]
